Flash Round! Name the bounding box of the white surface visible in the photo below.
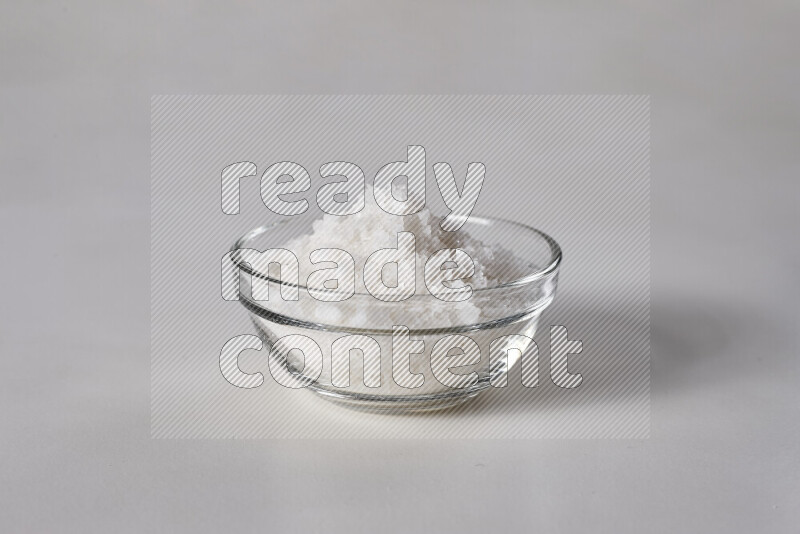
[1,2,798,532]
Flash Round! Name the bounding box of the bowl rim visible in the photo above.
[229,213,562,297]
[242,294,554,335]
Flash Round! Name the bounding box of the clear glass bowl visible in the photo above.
[229,214,561,413]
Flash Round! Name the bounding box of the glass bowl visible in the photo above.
[229,214,561,413]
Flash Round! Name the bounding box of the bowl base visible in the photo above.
[306,383,487,414]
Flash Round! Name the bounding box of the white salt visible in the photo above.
[278,184,528,328]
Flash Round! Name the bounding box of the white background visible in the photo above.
[1,2,797,532]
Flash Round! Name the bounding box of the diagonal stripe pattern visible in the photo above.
[151,95,650,439]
